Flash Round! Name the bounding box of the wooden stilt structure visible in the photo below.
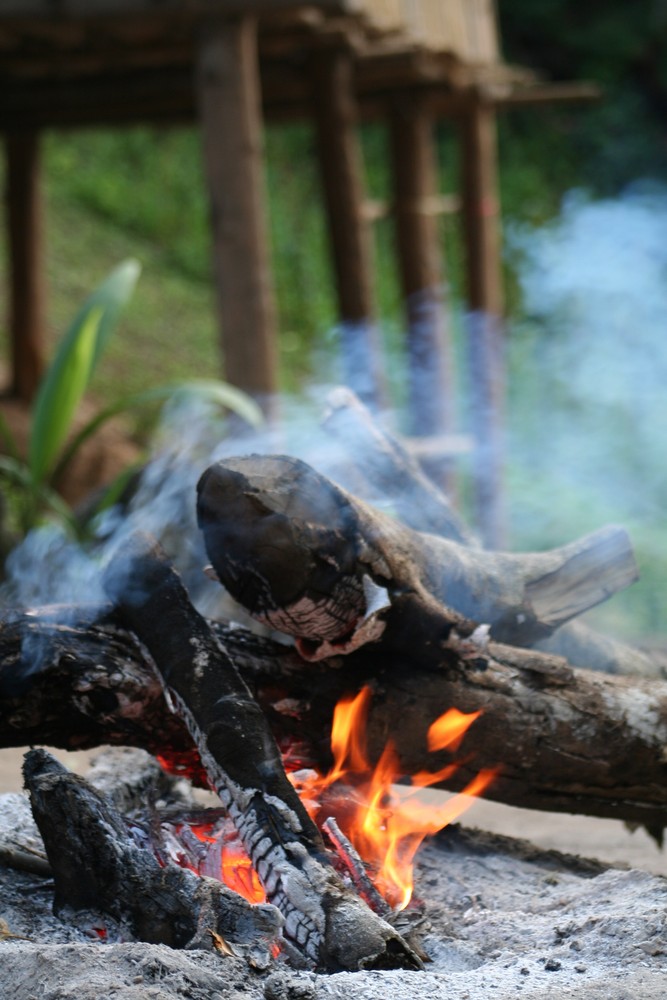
[0,1,599,525]
[196,15,278,406]
[5,132,44,402]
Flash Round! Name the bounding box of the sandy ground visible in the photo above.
[2,744,664,878]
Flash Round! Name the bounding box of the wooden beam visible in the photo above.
[389,92,454,439]
[196,15,279,403]
[310,45,384,407]
[460,95,505,548]
[4,131,45,402]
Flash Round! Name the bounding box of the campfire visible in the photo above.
[1,389,666,997]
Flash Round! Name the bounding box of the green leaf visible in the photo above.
[49,378,263,486]
[28,258,141,484]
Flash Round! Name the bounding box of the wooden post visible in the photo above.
[460,95,505,548]
[196,16,278,407]
[389,94,454,440]
[310,47,384,408]
[5,132,45,402]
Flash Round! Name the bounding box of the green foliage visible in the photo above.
[29,259,141,484]
[0,261,262,540]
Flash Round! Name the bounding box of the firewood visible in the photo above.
[1,605,667,831]
[195,454,638,655]
[22,748,282,960]
[321,389,664,678]
[103,535,422,973]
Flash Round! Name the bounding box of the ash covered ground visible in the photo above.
[0,788,665,1000]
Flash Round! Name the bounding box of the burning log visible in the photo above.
[1,605,667,830]
[22,748,281,961]
[195,454,638,654]
[102,535,422,973]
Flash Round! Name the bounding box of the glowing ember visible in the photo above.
[288,687,496,910]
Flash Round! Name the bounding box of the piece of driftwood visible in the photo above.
[196,454,638,654]
[2,606,667,830]
[322,391,665,678]
[322,386,476,546]
[103,536,421,973]
[22,748,282,960]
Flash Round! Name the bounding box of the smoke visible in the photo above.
[506,185,667,635]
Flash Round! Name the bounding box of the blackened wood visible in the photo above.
[103,537,421,972]
[1,606,667,827]
[389,94,454,440]
[323,386,477,545]
[196,16,279,404]
[310,46,384,408]
[5,132,45,402]
[196,455,638,652]
[23,748,281,957]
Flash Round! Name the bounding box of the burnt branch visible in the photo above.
[103,536,422,973]
[23,748,282,960]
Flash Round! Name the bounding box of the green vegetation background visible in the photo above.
[0,1,666,637]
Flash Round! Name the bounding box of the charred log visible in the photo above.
[196,454,638,653]
[22,748,281,960]
[1,606,667,830]
[103,536,422,973]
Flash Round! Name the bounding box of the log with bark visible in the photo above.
[2,602,667,832]
[195,454,638,655]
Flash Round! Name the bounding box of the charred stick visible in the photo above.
[103,536,421,972]
[196,454,638,657]
[322,816,392,919]
[22,748,281,958]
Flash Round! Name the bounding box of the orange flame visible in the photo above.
[168,687,496,912]
[288,687,496,910]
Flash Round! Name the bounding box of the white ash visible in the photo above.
[0,782,665,999]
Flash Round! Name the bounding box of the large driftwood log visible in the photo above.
[2,606,667,831]
[103,537,421,973]
[23,748,282,960]
[196,454,638,654]
[321,389,665,678]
